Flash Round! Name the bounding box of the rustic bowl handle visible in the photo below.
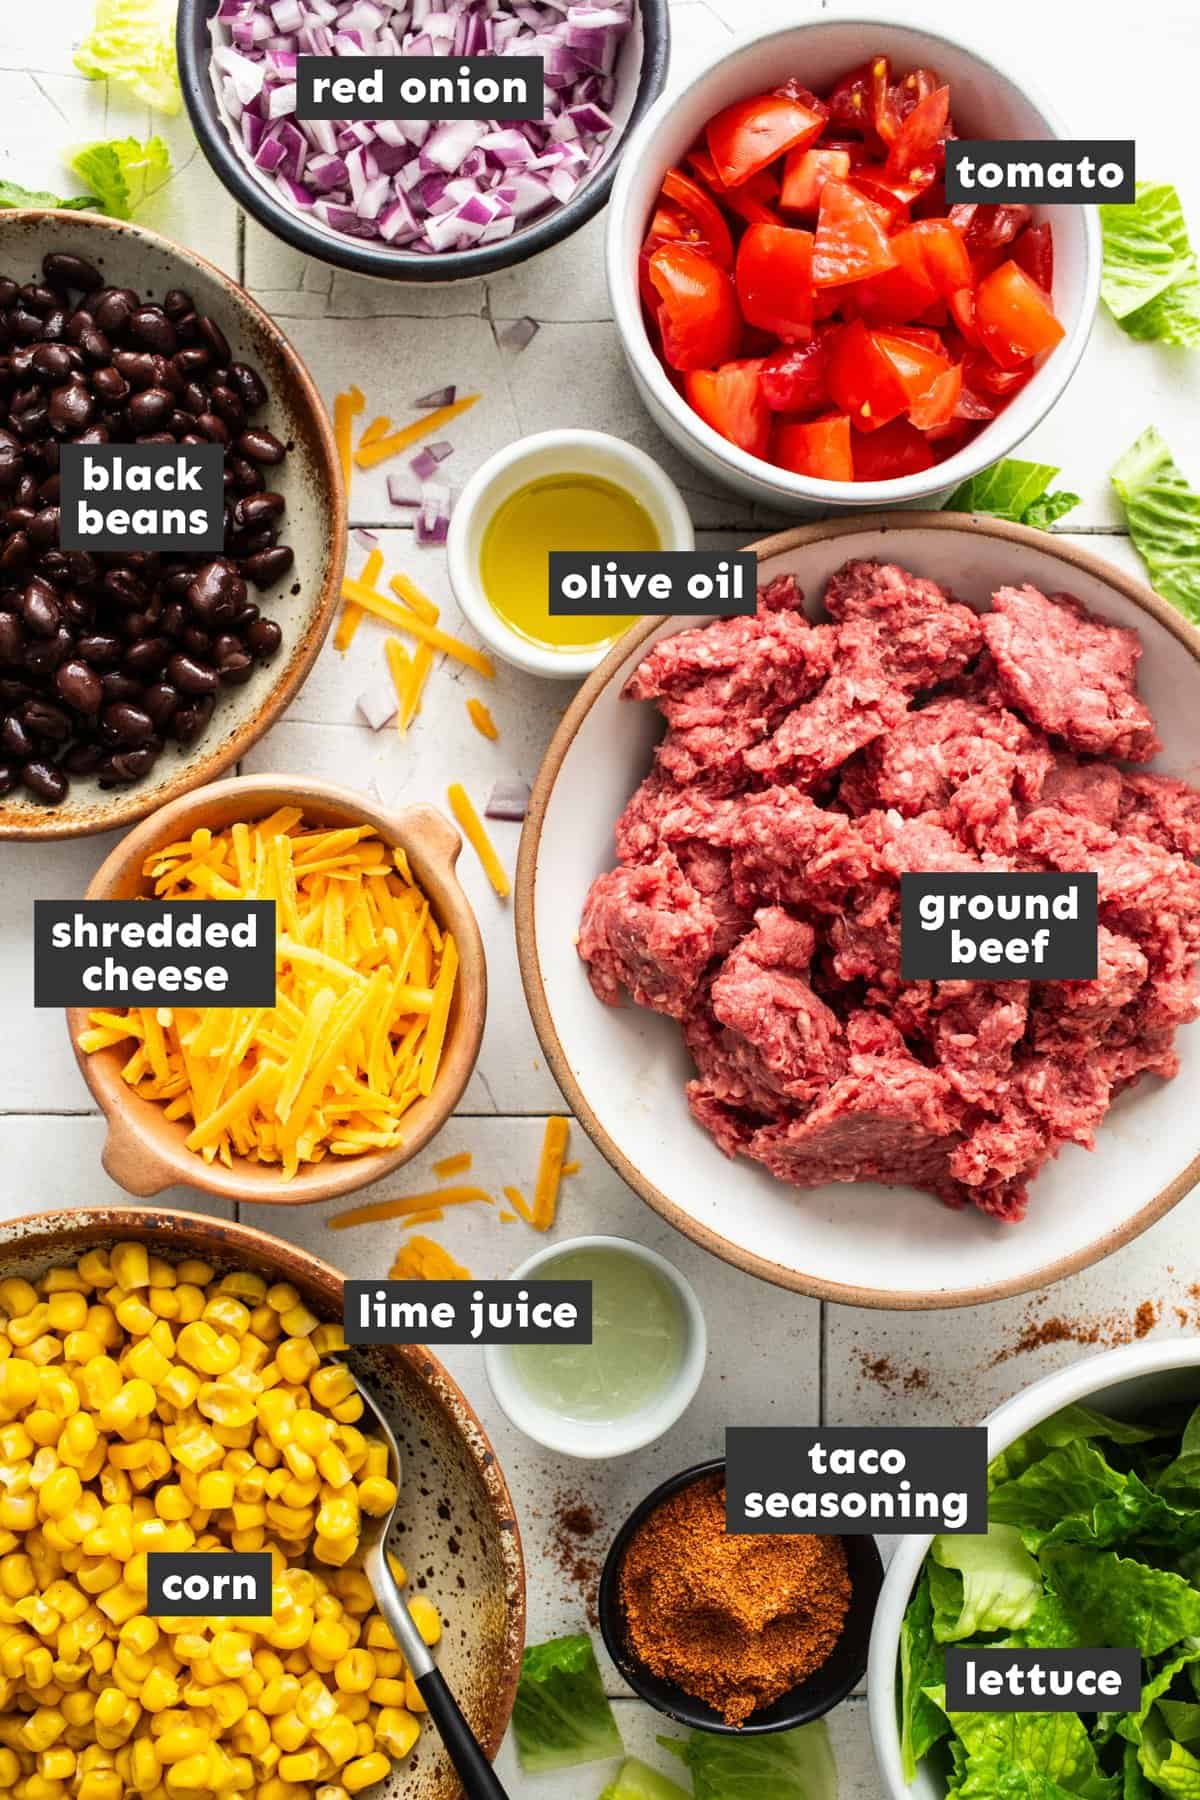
[392,803,463,876]
[101,1112,175,1198]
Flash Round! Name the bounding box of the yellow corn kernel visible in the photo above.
[356,1476,396,1518]
[0,1277,39,1317]
[374,1706,420,1760]
[123,1339,172,1386]
[195,1469,234,1510]
[368,1678,407,1708]
[176,1323,240,1378]
[129,1736,161,1791]
[310,1324,346,1357]
[271,1710,309,1754]
[38,1745,76,1781]
[0,1492,36,1531]
[342,1752,390,1793]
[407,1596,441,1646]
[96,1583,142,1626]
[111,1244,151,1291]
[22,1705,67,1750]
[113,1295,156,1338]
[159,1366,200,1411]
[330,1648,374,1694]
[77,1773,122,1800]
[275,1339,320,1386]
[156,1723,211,1765]
[0,1552,35,1599]
[404,1669,426,1714]
[0,1357,40,1411]
[280,1748,329,1783]
[313,1714,358,1766]
[39,1467,83,1522]
[260,1674,301,1717]
[45,1292,88,1333]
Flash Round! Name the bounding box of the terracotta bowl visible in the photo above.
[0,211,344,840]
[0,1205,525,1798]
[69,775,487,1204]
[517,514,1200,1309]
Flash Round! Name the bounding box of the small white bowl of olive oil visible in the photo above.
[483,1234,707,1457]
[448,429,695,678]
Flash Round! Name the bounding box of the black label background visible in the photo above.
[34,900,276,1008]
[345,1279,592,1345]
[147,1552,272,1617]
[59,443,224,552]
[549,551,757,617]
[726,1426,988,1536]
[900,872,1098,981]
[945,140,1135,205]
[945,1648,1141,1713]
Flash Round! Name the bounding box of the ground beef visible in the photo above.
[578,558,1200,1223]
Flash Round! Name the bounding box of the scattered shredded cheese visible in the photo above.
[333,385,364,492]
[466,699,499,741]
[389,1237,471,1280]
[502,1184,534,1226]
[389,573,440,625]
[354,396,479,471]
[533,1118,570,1231]
[384,638,412,733]
[561,1161,581,1177]
[81,815,457,1180]
[434,1151,472,1178]
[498,1211,517,1224]
[335,546,382,653]
[327,1185,492,1229]
[399,644,434,734]
[447,783,510,899]
[359,415,392,449]
[342,578,494,679]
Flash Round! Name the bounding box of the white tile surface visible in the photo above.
[4,5,1200,1796]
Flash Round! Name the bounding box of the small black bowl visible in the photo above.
[177,0,670,283]
[598,1458,883,1735]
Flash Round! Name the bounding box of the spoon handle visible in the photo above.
[367,1544,513,1800]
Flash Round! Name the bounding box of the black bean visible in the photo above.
[44,253,102,292]
[197,316,231,364]
[129,307,176,355]
[100,672,141,703]
[0,714,33,758]
[24,629,71,675]
[93,290,134,335]
[74,634,121,668]
[48,382,92,434]
[246,617,282,658]
[31,344,72,384]
[21,579,60,637]
[0,760,16,795]
[235,428,285,465]
[28,507,60,549]
[142,683,178,728]
[55,660,103,714]
[163,289,194,322]
[243,546,294,588]
[20,759,66,803]
[126,387,172,432]
[228,362,268,411]
[186,559,244,624]
[22,699,71,742]
[0,613,21,663]
[91,366,128,403]
[62,741,103,775]
[194,411,229,446]
[123,637,168,678]
[167,653,218,695]
[101,701,154,745]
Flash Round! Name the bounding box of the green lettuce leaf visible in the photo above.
[930,1527,1042,1641]
[1101,1647,1200,1745]
[512,1635,623,1773]
[1111,426,1200,623]
[1159,1701,1200,1748]
[932,1695,1118,1799]
[1042,1548,1200,1656]
[1155,1405,1200,1501]
[944,460,1080,529]
[1004,1589,1083,1651]
[1101,183,1200,346]
[74,0,181,115]
[599,1757,691,1800]
[659,1722,837,1800]
[990,1441,1200,1553]
[1124,1740,1156,1799]
[900,1569,948,1781]
[66,135,170,222]
[989,1406,1161,1490]
[0,179,96,211]
[1139,1709,1200,1797]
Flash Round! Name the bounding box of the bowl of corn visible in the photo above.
[0,1204,526,1800]
[68,776,487,1206]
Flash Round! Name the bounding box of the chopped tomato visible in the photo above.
[759,331,834,413]
[660,167,735,268]
[948,286,977,344]
[886,66,942,128]
[813,181,897,286]
[1012,221,1054,293]
[885,84,950,185]
[780,146,852,214]
[827,55,893,148]
[772,412,854,480]
[948,202,1032,254]
[706,91,825,187]
[874,330,952,410]
[851,416,935,479]
[685,359,771,457]
[907,219,971,296]
[648,243,743,373]
[908,361,962,430]
[848,167,919,226]
[736,224,814,340]
[975,259,1066,369]
[827,320,909,430]
[962,349,1033,398]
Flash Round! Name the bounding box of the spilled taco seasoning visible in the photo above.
[618,1471,851,1726]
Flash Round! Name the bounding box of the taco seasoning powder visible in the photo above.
[618,1472,852,1726]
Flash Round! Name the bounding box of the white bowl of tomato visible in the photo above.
[605,17,1101,511]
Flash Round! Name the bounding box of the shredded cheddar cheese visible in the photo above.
[384,637,412,731]
[342,578,495,678]
[434,1151,472,1178]
[502,1185,534,1226]
[388,1237,471,1280]
[359,414,392,449]
[353,395,479,470]
[80,814,458,1180]
[447,783,510,899]
[533,1118,570,1230]
[466,699,498,741]
[399,644,434,733]
[389,573,440,625]
[333,384,365,491]
[327,1186,492,1230]
[335,546,382,653]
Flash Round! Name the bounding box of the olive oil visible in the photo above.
[480,472,658,651]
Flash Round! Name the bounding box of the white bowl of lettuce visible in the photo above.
[868,1339,1200,1798]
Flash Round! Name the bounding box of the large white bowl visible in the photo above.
[605,16,1101,514]
[515,516,1200,1309]
[867,1339,1200,1798]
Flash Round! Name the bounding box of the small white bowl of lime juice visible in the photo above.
[483,1235,707,1457]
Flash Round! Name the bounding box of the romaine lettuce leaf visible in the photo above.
[932,1695,1118,1799]
[659,1722,837,1800]
[989,1405,1165,1490]
[1155,1405,1200,1501]
[900,1569,948,1781]
[599,1757,690,1800]
[1158,1701,1200,1749]
[990,1441,1200,1553]
[512,1635,623,1773]
[1102,1647,1200,1745]
[930,1527,1041,1641]
[1042,1548,1200,1656]
[1123,1740,1156,1799]
[944,460,1079,529]
[1112,426,1200,623]
[1139,1709,1200,1796]
[74,0,181,115]
[67,136,170,222]
[0,179,96,211]
[1101,183,1200,346]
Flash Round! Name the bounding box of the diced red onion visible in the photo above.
[207,0,633,255]
[357,681,398,732]
[387,473,423,508]
[415,386,455,407]
[500,315,539,352]
[485,776,531,822]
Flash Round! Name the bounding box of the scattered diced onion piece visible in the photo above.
[500,316,540,353]
[485,777,530,822]
[356,680,397,732]
[447,781,510,898]
[415,386,456,408]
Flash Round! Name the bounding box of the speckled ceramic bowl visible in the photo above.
[0,212,344,840]
[0,1206,526,1798]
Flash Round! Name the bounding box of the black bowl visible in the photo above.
[177,0,670,283]
[598,1458,883,1735]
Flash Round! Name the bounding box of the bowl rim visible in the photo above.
[176,0,672,283]
[0,208,345,841]
[604,12,1102,507]
[515,511,1200,1310]
[865,1337,1200,1799]
[597,1455,882,1734]
[0,1200,527,1770]
[67,773,487,1206]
